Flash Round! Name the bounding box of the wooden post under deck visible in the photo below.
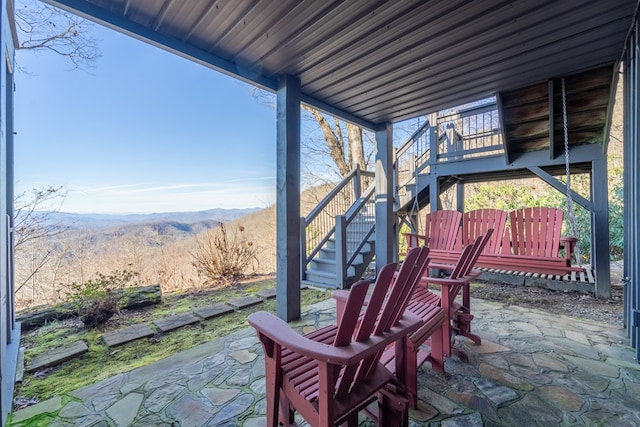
[375,123,394,271]
[276,75,301,322]
[591,156,611,299]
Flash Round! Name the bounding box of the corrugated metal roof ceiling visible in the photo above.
[46,0,639,129]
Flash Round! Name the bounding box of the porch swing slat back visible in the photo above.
[457,208,508,254]
[411,207,584,275]
[403,210,462,251]
[510,207,563,258]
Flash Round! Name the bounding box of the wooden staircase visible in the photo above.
[303,212,375,288]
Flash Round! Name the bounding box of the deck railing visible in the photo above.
[436,102,503,161]
[301,167,375,269]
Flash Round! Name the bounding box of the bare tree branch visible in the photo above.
[15,0,101,71]
[253,88,373,179]
[14,185,68,249]
[305,106,351,176]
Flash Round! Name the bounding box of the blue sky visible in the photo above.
[14,22,278,213]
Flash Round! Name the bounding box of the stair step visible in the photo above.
[301,279,342,289]
[305,269,339,287]
[315,250,365,264]
[310,258,357,276]
[304,269,359,289]
[318,247,336,259]
[311,258,337,272]
[327,240,373,252]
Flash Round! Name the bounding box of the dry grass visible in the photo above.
[14,185,332,311]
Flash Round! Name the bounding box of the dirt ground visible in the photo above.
[470,261,625,327]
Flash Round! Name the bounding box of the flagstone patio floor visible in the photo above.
[9,296,640,426]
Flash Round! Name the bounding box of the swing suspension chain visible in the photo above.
[562,78,582,265]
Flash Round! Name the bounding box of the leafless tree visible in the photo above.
[13,185,69,294]
[253,88,375,181]
[14,185,67,250]
[14,0,100,70]
[303,106,371,177]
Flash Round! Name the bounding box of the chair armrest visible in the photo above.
[418,276,475,315]
[419,275,475,289]
[402,233,425,249]
[560,236,578,262]
[248,311,423,366]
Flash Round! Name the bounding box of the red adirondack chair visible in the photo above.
[395,231,493,408]
[404,210,462,251]
[248,246,430,427]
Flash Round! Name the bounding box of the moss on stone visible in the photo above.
[14,278,328,407]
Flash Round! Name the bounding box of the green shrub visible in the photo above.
[608,167,624,260]
[63,269,139,328]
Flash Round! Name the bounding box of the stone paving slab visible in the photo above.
[256,288,276,300]
[11,396,62,424]
[15,347,25,382]
[153,312,200,332]
[193,303,234,319]
[103,323,155,347]
[228,296,263,309]
[106,392,143,426]
[26,341,88,372]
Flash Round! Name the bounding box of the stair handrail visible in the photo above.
[301,166,375,269]
[335,181,376,285]
[394,119,432,190]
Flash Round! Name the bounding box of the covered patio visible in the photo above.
[9,297,639,425]
[1,0,640,424]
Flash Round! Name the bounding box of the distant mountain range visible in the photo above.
[35,208,262,231]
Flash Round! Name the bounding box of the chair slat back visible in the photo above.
[379,246,430,333]
[462,209,507,254]
[510,207,563,258]
[424,210,461,250]
[452,229,494,279]
[448,244,477,280]
[335,246,430,398]
[442,230,494,308]
[352,263,397,342]
[333,279,372,347]
[333,278,379,397]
